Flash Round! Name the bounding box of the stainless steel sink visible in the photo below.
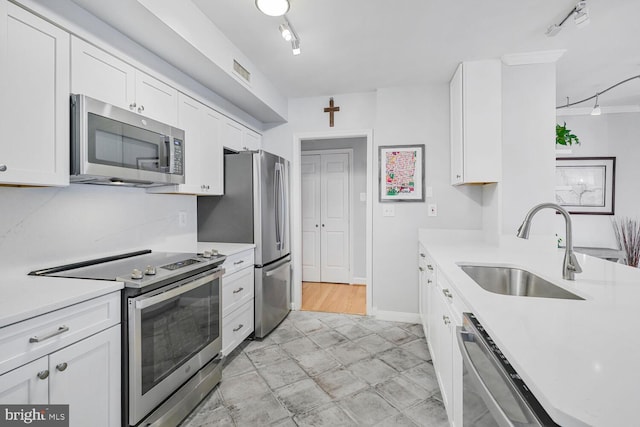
[459,265,584,300]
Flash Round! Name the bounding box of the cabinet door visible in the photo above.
[201,106,224,194]
[0,2,69,186]
[70,36,135,110]
[49,326,120,427]
[243,129,262,151]
[431,285,453,419]
[177,94,204,191]
[450,63,463,185]
[0,357,48,404]
[135,70,178,126]
[224,119,244,152]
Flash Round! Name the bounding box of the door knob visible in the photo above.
[315,224,318,228]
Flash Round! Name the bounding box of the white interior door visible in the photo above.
[321,153,350,283]
[301,155,321,281]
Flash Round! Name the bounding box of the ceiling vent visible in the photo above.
[233,60,251,84]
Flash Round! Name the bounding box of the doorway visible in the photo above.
[299,139,367,315]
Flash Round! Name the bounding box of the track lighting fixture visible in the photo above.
[280,16,301,56]
[546,1,590,37]
[590,94,601,116]
[556,75,640,113]
[255,0,289,17]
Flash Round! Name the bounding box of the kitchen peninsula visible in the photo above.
[418,228,640,427]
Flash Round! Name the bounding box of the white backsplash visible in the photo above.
[0,184,197,276]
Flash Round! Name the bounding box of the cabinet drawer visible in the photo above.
[221,249,254,276]
[222,299,254,356]
[0,292,120,374]
[437,274,467,324]
[418,247,436,282]
[222,267,254,317]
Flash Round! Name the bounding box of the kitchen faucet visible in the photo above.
[516,202,582,280]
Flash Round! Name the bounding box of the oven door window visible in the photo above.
[87,113,172,173]
[139,280,219,395]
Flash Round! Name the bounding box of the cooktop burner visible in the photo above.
[29,249,226,289]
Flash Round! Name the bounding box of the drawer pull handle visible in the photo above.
[427,265,434,271]
[233,260,245,265]
[442,289,453,299]
[233,287,244,294]
[420,253,426,258]
[418,267,425,272]
[427,279,433,284]
[29,325,69,343]
[56,362,68,372]
[442,315,450,325]
[37,370,49,380]
[233,324,244,332]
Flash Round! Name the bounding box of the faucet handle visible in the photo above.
[568,252,583,273]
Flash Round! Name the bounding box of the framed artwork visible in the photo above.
[555,157,616,215]
[379,144,425,202]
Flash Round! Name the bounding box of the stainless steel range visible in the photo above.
[30,249,226,427]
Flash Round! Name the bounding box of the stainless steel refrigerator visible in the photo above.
[198,150,290,338]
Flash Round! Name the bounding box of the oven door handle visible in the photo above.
[456,326,515,427]
[134,270,223,310]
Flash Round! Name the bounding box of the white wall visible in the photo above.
[0,186,196,276]
[302,137,367,280]
[553,113,640,247]
[263,87,484,317]
[500,63,557,238]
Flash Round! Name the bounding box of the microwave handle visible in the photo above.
[134,269,223,310]
[456,327,515,427]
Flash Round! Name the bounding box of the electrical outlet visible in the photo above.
[428,204,437,217]
[382,205,395,217]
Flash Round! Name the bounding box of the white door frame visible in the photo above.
[301,149,355,284]
[292,129,373,315]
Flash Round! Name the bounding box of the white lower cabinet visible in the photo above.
[0,292,121,427]
[422,248,466,427]
[221,248,255,355]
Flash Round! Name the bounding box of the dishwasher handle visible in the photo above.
[456,326,515,427]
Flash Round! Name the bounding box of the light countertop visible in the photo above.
[0,274,123,328]
[419,229,640,427]
[197,242,255,257]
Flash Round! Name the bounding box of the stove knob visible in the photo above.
[144,265,157,276]
[202,250,212,259]
[131,269,143,280]
[211,249,219,256]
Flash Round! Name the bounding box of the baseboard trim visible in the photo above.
[374,310,420,324]
[351,277,366,285]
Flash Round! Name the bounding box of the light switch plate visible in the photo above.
[428,204,437,217]
[426,186,433,198]
[382,205,395,217]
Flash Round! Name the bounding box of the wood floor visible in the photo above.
[301,281,366,315]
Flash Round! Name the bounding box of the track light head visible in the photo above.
[279,23,292,41]
[591,93,601,116]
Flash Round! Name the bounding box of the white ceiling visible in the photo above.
[193,0,640,108]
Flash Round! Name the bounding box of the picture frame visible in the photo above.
[379,144,425,202]
[555,157,616,215]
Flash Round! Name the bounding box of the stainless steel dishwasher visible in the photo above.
[456,313,559,427]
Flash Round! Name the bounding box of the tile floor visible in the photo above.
[181,310,448,426]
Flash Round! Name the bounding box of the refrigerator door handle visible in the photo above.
[274,163,281,250]
[278,162,287,250]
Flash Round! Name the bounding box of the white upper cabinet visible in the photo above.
[148,93,223,195]
[224,119,262,152]
[71,37,178,126]
[450,60,501,185]
[0,1,70,186]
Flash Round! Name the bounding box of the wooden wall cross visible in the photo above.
[323,97,340,127]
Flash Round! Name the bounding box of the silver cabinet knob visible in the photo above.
[56,362,68,372]
[442,289,453,299]
[418,266,425,272]
[37,370,49,380]
[137,105,145,113]
[442,315,450,325]
[427,265,434,271]
[0,164,6,172]
[131,269,143,279]
[427,279,433,284]
[144,265,156,275]
[420,253,426,258]
[129,102,136,110]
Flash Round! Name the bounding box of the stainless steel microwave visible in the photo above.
[70,94,185,187]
